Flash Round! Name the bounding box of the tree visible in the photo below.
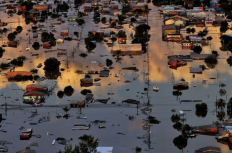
[216,98,226,112]
[56,2,69,12]
[204,55,218,69]
[73,31,79,37]
[173,122,182,131]
[110,36,117,44]
[135,24,150,34]
[7,33,16,41]
[32,42,40,50]
[135,146,142,153]
[117,30,127,38]
[0,47,5,58]
[101,17,107,24]
[171,114,180,123]
[106,59,113,67]
[57,91,64,98]
[173,135,187,150]
[64,86,74,96]
[193,45,202,54]
[195,103,208,112]
[44,57,61,71]
[219,89,226,96]
[79,53,88,61]
[16,26,23,33]
[62,106,70,116]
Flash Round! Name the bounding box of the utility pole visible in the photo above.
[5,97,7,116]
[146,5,150,106]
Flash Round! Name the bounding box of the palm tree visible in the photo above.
[217,111,226,121]
[63,106,70,116]
[216,98,226,112]
[114,50,123,64]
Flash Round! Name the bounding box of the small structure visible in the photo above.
[0,22,7,26]
[57,49,68,57]
[99,70,110,77]
[60,29,69,36]
[70,100,85,108]
[97,147,113,153]
[86,93,94,101]
[33,32,38,38]
[26,84,48,92]
[112,44,142,53]
[195,146,221,153]
[182,41,193,49]
[190,52,211,60]
[118,37,126,44]
[33,5,49,12]
[190,67,203,74]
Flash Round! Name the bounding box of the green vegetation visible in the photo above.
[30,68,38,74]
[106,59,113,67]
[75,70,83,74]
[59,134,99,153]
[117,30,127,38]
[193,45,202,54]
[148,116,160,124]
[57,91,64,99]
[64,86,74,96]
[173,122,182,131]
[173,135,187,150]
[0,63,10,70]
[7,33,16,41]
[204,55,218,69]
[56,2,69,12]
[44,57,61,71]
[195,103,208,112]
[171,114,180,123]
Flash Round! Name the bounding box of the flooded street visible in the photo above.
[0,1,232,152]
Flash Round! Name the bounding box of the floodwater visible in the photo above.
[0,1,232,153]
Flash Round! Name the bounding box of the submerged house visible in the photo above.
[70,100,85,108]
[33,5,49,12]
[80,74,93,87]
[23,91,46,104]
[7,71,32,81]
[7,41,18,47]
[111,44,142,54]
[192,124,218,133]
[173,81,189,90]
[26,84,48,92]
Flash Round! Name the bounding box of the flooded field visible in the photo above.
[0,1,232,152]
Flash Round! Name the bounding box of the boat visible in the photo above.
[153,86,159,92]
[37,63,42,68]
[122,67,137,70]
[125,80,131,83]
[94,78,101,82]
[72,124,90,130]
[94,98,110,104]
[99,125,105,129]
[122,99,138,104]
